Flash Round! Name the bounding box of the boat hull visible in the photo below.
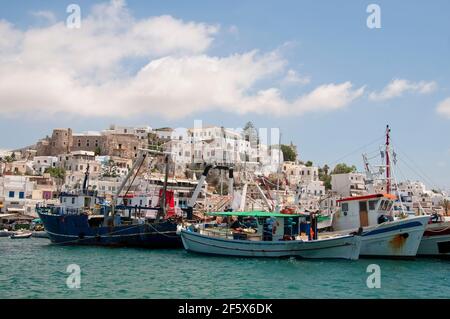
[359,216,429,257]
[37,210,182,248]
[417,222,450,257]
[180,229,361,260]
[10,233,32,239]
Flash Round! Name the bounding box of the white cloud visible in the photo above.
[281,69,310,86]
[0,0,364,119]
[437,98,450,118]
[369,79,437,101]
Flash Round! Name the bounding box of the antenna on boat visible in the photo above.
[385,125,391,194]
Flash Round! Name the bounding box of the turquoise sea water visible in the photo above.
[1,237,450,299]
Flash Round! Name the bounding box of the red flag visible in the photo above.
[159,189,176,218]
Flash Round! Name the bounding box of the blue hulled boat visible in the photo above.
[36,204,181,247]
[37,150,183,248]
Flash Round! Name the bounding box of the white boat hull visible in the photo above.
[10,232,33,239]
[359,216,429,257]
[417,222,450,256]
[180,229,361,260]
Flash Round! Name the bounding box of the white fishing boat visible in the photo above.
[10,231,33,239]
[330,194,429,257]
[417,216,450,257]
[180,211,361,260]
[324,126,430,257]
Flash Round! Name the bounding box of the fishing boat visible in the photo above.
[417,215,450,257]
[180,211,361,259]
[324,126,430,258]
[330,194,429,257]
[37,149,182,248]
[10,231,33,239]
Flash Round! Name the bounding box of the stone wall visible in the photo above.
[35,128,146,159]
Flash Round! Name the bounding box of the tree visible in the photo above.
[148,132,163,151]
[45,167,66,180]
[280,144,296,162]
[94,146,102,156]
[319,164,332,190]
[102,159,118,177]
[305,161,313,167]
[45,167,66,193]
[332,163,357,175]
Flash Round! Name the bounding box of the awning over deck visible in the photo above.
[207,211,306,218]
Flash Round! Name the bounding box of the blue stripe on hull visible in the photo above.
[362,221,423,237]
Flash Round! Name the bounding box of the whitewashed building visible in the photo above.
[331,173,367,197]
[33,156,58,175]
[58,151,101,189]
[102,125,152,140]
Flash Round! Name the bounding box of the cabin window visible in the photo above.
[341,203,349,212]
[380,200,389,211]
[386,202,393,212]
[71,197,75,204]
[368,200,377,210]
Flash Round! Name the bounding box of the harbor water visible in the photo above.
[1,237,450,299]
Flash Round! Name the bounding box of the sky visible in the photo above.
[0,0,449,190]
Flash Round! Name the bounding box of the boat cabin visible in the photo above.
[333,193,397,231]
[59,191,103,213]
[204,211,316,241]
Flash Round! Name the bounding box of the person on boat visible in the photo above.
[263,217,276,241]
[230,218,243,230]
[377,214,394,224]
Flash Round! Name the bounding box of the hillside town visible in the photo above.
[0,122,448,230]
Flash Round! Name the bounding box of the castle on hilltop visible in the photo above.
[35,126,150,159]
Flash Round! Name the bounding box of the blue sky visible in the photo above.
[0,0,449,190]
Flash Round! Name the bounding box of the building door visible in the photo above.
[359,201,369,227]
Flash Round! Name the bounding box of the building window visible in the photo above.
[19,192,24,199]
[72,197,75,204]
[8,191,14,198]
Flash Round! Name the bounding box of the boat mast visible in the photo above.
[385,125,391,194]
[275,131,282,212]
[159,154,169,219]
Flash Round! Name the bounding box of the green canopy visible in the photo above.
[207,211,305,218]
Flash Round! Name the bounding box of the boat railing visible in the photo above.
[201,227,233,240]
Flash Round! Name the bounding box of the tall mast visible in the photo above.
[385,125,391,194]
[159,154,169,219]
